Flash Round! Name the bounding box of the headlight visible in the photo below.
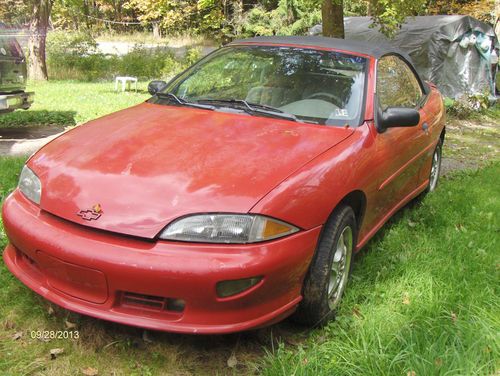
[159,214,299,243]
[18,165,41,205]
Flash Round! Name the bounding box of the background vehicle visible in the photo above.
[0,23,34,114]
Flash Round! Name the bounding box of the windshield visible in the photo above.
[164,45,367,126]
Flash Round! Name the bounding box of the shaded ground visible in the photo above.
[440,116,499,175]
[0,126,64,156]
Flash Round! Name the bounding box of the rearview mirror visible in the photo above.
[148,80,168,96]
[378,107,420,132]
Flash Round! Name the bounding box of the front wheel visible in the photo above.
[292,205,356,326]
[426,141,442,193]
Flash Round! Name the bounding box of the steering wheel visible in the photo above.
[306,92,343,107]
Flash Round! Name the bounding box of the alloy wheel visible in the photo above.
[429,143,442,191]
[328,225,353,310]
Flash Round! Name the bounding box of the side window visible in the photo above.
[377,55,423,110]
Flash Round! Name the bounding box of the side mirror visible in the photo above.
[378,107,420,132]
[148,80,168,96]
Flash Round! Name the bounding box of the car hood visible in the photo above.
[29,103,353,238]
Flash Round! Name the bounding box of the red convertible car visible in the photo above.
[2,36,445,334]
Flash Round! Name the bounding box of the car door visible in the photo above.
[371,55,428,218]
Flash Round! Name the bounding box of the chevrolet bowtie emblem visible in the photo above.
[77,204,103,221]
[92,203,103,214]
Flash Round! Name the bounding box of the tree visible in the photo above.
[28,0,53,80]
[370,0,426,37]
[0,0,29,24]
[322,0,426,39]
[322,0,343,38]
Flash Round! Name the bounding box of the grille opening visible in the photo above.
[16,249,39,270]
[121,292,185,313]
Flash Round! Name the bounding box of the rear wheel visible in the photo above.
[292,205,356,326]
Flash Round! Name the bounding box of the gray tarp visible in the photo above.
[310,16,499,98]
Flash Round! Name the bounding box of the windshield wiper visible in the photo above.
[155,92,215,110]
[196,99,298,122]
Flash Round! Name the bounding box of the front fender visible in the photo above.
[250,124,376,230]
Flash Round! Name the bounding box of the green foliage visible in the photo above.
[45,31,201,81]
[183,47,202,66]
[370,0,427,37]
[239,0,321,37]
[46,30,98,56]
[46,31,113,81]
[445,92,492,119]
[0,0,28,24]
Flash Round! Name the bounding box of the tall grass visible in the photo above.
[261,164,500,375]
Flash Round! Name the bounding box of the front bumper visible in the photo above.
[2,190,321,334]
[0,91,34,113]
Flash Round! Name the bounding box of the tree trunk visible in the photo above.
[152,22,161,39]
[322,0,344,38]
[28,0,52,80]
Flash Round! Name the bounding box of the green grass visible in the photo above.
[261,165,500,375]
[0,156,498,374]
[0,81,149,128]
[483,102,500,120]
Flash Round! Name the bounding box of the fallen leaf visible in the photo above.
[316,335,327,344]
[12,331,23,340]
[50,348,64,360]
[285,336,304,346]
[407,220,417,228]
[303,358,308,365]
[352,307,363,318]
[451,312,457,323]
[407,371,416,376]
[435,358,443,367]
[65,320,77,329]
[227,353,238,368]
[402,293,410,305]
[3,320,16,330]
[47,306,55,316]
[82,367,99,376]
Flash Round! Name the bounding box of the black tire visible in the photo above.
[292,205,357,327]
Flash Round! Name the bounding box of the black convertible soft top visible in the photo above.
[229,36,401,59]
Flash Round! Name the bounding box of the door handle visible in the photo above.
[422,122,429,133]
